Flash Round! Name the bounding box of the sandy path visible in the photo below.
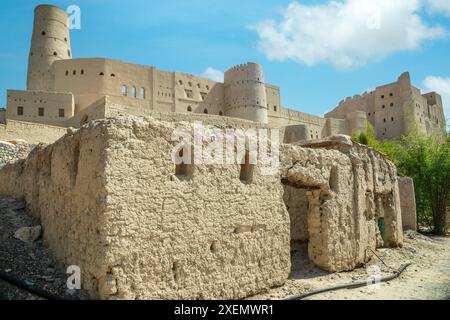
[251,231,450,300]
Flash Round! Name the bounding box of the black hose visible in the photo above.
[0,270,63,300]
[283,263,412,300]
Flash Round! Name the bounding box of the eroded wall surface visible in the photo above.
[281,135,403,272]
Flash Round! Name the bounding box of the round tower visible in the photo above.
[224,62,268,123]
[27,5,72,91]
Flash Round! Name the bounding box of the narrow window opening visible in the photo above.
[329,166,338,192]
[121,85,127,96]
[81,69,84,75]
[219,111,223,116]
[185,89,193,99]
[140,87,146,99]
[203,109,208,114]
[240,151,255,184]
[99,72,104,76]
[59,108,65,118]
[17,106,23,116]
[132,86,137,98]
[187,106,192,112]
[175,148,195,180]
[38,107,45,117]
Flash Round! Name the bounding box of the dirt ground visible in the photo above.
[0,198,90,300]
[251,231,450,300]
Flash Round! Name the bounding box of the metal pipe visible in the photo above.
[283,263,412,300]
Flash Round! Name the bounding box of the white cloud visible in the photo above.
[201,67,224,83]
[250,0,447,69]
[427,0,450,16]
[423,76,450,122]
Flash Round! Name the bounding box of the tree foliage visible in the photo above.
[353,125,450,234]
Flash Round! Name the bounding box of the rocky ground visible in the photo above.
[0,198,90,300]
[251,231,450,300]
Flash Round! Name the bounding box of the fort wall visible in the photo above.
[6,90,74,126]
[0,120,67,144]
[0,116,291,299]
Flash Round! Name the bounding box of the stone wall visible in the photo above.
[398,177,417,231]
[0,141,36,169]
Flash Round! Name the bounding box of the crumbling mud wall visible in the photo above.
[398,177,417,231]
[281,135,403,272]
[0,115,291,300]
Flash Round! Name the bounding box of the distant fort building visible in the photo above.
[1,4,446,143]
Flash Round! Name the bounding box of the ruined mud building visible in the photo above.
[0,5,431,299]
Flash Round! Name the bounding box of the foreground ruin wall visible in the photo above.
[0,115,291,300]
[281,136,403,272]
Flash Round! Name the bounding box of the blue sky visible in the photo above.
[1,0,450,121]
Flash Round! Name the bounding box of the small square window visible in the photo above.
[38,107,45,117]
[381,95,385,99]
[59,108,65,118]
[17,106,23,116]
